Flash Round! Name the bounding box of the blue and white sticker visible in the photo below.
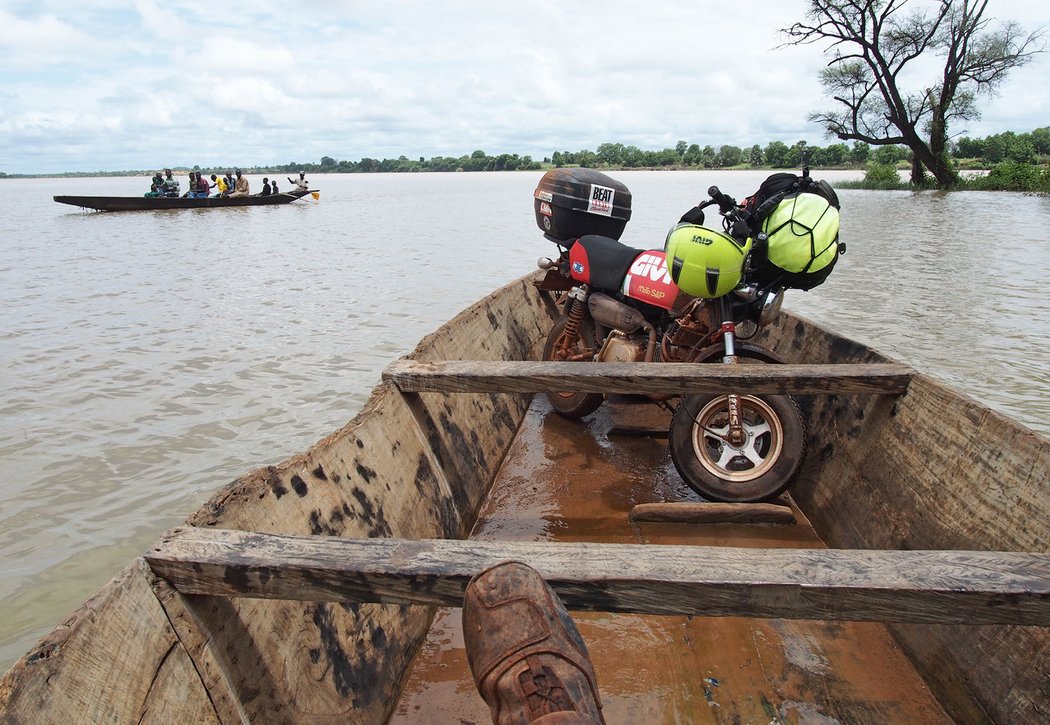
[572,261,585,275]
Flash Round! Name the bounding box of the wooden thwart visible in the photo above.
[383,360,914,395]
[145,527,1050,626]
[629,502,796,525]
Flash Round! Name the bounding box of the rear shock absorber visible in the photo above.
[563,285,589,340]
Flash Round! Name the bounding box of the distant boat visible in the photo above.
[53,188,319,212]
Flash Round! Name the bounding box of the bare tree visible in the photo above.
[783,0,1044,187]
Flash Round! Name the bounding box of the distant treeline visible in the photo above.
[2,127,1047,178]
[275,126,1050,174]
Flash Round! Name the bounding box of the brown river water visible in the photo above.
[1,170,1048,671]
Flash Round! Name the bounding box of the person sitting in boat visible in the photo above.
[258,178,272,197]
[223,171,235,195]
[287,171,308,190]
[193,172,211,198]
[160,169,180,197]
[144,172,164,197]
[271,178,279,194]
[211,174,228,196]
[180,172,196,197]
[229,170,250,197]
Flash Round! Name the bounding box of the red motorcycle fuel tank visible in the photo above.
[621,250,680,310]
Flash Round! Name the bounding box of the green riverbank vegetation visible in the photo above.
[5,127,1048,193]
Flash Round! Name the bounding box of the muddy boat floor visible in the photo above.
[391,398,951,724]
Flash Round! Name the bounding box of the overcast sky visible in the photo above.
[1,0,1047,174]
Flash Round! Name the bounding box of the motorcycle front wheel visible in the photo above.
[541,316,604,419]
[668,392,805,502]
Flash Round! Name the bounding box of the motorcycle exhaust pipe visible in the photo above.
[588,292,647,333]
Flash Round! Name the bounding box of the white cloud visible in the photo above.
[0,9,90,59]
[1,0,1047,173]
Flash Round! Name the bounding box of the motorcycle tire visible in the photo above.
[541,316,604,419]
[668,392,806,502]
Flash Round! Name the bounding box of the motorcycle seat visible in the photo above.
[573,235,646,292]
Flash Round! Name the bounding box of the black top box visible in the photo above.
[534,168,632,242]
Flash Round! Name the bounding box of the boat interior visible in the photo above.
[1,274,1047,723]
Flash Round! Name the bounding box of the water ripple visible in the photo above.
[1,172,1048,670]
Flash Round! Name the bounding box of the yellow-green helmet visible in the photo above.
[762,192,840,274]
[664,223,752,298]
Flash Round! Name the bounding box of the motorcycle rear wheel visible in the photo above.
[542,316,604,419]
[669,392,805,502]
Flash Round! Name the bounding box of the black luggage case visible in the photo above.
[534,168,632,242]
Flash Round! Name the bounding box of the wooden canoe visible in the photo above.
[1,273,1047,723]
[53,188,318,212]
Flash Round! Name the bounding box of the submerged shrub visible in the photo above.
[862,162,905,189]
[981,161,1040,191]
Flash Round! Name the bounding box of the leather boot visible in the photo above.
[462,561,604,725]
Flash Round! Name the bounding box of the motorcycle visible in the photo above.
[533,171,834,503]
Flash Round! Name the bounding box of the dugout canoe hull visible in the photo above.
[53,188,316,212]
[1,272,1048,723]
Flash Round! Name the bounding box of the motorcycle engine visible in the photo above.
[597,331,647,363]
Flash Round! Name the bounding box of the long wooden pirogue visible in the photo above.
[53,188,318,212]
[1,273,1048,723]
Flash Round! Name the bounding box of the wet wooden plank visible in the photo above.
[0,560,219,724]
[382,359,914,395]
[145,527,1050,626]
[629,502,796,524]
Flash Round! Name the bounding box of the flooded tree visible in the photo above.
[783,0,1044,187]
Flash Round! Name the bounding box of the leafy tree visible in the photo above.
[1030,127,1050,155]
[701,145,717,167]
[982,131,1036,163]
[576,150,599,168]
[954,136,985,157]
[717,145,744,167]
[618,145,642,167]
[823,142,851,166]
[749,144,764,166]
[872,144,909,164]
[320,156,337,170]
[783,0,1044,187]
[651,148,677,166]
[850,141,871,164]
[597,143,626,166]
[764,140,792,167]
[684,144,703,166]
[788,140,810,168]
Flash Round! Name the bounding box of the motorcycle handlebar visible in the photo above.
[707,185,739,214]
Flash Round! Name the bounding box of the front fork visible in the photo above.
[719,300,746,447]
